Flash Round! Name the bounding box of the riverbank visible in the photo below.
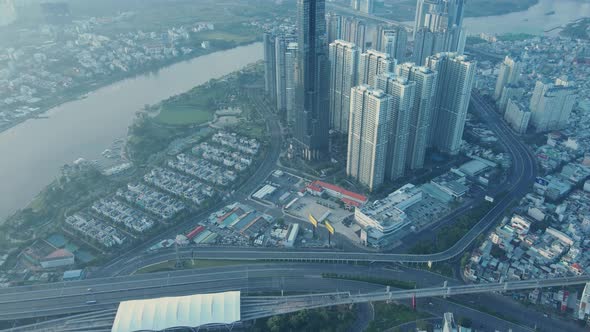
[0,64,268,275]
[0,39,258,135]
[380,0,539,22]
[0,42,264,223]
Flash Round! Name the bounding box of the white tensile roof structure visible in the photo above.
[111,291,241,332]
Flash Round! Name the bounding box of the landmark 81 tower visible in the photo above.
[294,0,331,160]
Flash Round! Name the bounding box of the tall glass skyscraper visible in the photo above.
[295,0,330,160]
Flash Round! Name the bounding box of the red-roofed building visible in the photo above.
[571,263,584,275]
[40,249,75,269]
[306,180,367,207]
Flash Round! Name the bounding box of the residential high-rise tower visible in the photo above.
[376,73,415,180]
[494,55,522,100]
[358,49,394,88]
[426,52,476,155]
[347,85,392,191]
[395,63,438,170]
[329,40,360,133]
[529,79,577,132]
[380,26,408,62]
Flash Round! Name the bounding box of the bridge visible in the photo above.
[5,275,589,332]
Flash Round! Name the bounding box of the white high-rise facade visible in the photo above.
[414,0,443,38]
[347,85,392,191]
[396,63,438,170]
[529,80,577,132]
[359,49,395,88]
[381,27,408,63]
[498,84,524,114]
[504,99,531,134]
[494,55,522,100]
[329,40,360,133]
[426,52,476,155]
[413,0,467,66]
[376,73,416,180]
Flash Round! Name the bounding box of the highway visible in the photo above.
[3,268,589,331]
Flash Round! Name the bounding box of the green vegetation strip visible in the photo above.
[250,305,356,332]
[367,302,432,332]
[321,273,416,290]
[410,202,493,255]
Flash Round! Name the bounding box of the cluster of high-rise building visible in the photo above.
[413,0,466,66]
[264,0,475,191]
[492,55,577,134]
[346,53,475,190]
[351,0,374,14]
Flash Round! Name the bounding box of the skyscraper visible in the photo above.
[285,42,299,124]
[413,0,467,65]
[351,0,361,10]
[414,0,443,38]
[263,32,277,102]
[380,26,408,62]
[426,52,476,155]
[342,17,367,51]
[326,13,342,44]
[347,85,392,191]
[295,0,331,160]
[376,73,415,180]
[498,84,524,114]
[504,99,531,134]
[358,49,394,88]
[329,40,360,133]
[494,55,522,100]
[396,63,438,170]
[529,79,577,132]
[413,27,439,66]
[360,0,374,14]
[275,35,289,116]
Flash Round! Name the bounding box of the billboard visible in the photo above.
[325,221,335,235]
[308,214,318,227]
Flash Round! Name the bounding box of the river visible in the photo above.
[0,42,263,221]
[463,0,590,35]
[2,0,589,221]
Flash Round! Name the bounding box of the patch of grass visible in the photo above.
[136,259,262,274]
[466,36,488,45]
[199,30,258,44]
[321,273,416,290]
[251,305,357,332]
[366,302,431,332]
[410,202,493,255]
[154,107,214,125]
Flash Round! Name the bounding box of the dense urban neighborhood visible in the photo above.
[1,0,590,331]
